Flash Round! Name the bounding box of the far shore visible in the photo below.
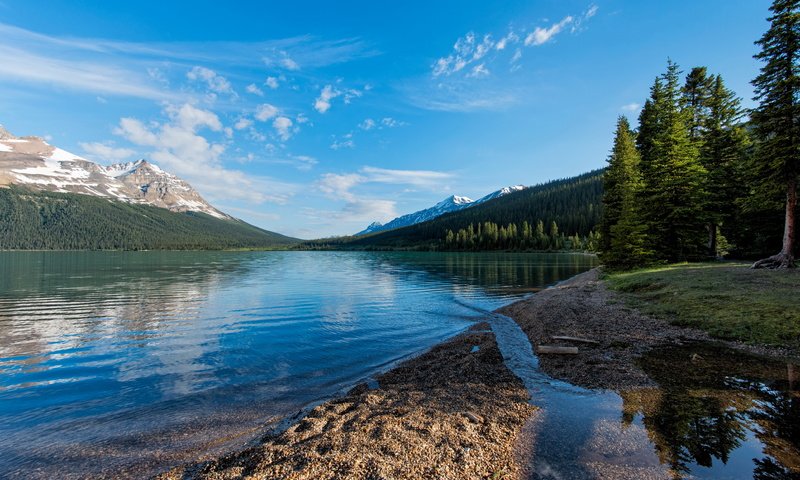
[158,266,799,480]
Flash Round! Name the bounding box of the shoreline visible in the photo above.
[157,267,797,479]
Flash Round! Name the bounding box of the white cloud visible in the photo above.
[472,35,494,61]
[186,66,234,95]
[318,173,365,202]
[315,166,453,223]
[339,199,398,223]
[525,16,574,46]
[467,63,490,78]
[265,76,279,89]
[0,22,379,103]
[621,103,641,112]
[359,118,376,130]
[360,166,453,188]
[433,31,495,77]
[291,155,317,171]
[331,138,355,150]
[79,141,136,162]
[246,83,264,96]
[234,118,253,130]
[0,44,171,100]
[432,9,595,79]
[113,103,294,204]
[255,103,279,121]
[315,174,399,223]
[272,116,293,141]
[315,84,339,113]
[280,56,300,70]
[495,31,518,51]
[381,117,405,128]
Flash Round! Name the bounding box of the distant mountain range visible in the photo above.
[356,185,525,235]
[340,171,603,249]
[0,126,226,218]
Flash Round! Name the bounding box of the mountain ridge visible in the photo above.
[356,185,525,235]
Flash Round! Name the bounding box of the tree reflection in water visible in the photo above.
[620,343,800,478]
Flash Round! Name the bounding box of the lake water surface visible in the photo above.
[0,251,597,478]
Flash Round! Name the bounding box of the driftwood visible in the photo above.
[551,335,599,345]
[536,345,579,355]
[463,411,484,424]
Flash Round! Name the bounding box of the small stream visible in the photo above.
[467,303,800,479]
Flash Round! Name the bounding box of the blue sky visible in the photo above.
[0,0,770,238]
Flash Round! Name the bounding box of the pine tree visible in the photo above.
[600,116,639,255]
[600,116,651,267]
[637,61,708,262]
[682,67,714,143]
[751,0,800,268]
[701,75,748,256]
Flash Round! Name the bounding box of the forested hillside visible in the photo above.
[310,170,603,250]
[0,187,297,250]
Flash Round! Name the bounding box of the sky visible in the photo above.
[0,0,771,238]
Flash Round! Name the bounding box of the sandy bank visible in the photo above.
[158,323,536,480]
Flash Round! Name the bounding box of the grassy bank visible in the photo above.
[605,263,800,350]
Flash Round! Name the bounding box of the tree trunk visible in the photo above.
[753,177,797,269]
[707,222,717,258]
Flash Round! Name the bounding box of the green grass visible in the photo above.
[605,263,800,349]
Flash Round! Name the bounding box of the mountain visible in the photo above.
[0,126,298,250]
[0,126,226,218]
[337,171,602,249]
[356,186,525,236]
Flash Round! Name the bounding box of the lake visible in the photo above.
[0,251,597,478]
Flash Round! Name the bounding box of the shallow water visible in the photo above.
[458,298,800,479]
[0,250,596,478]
[513,341,800,479]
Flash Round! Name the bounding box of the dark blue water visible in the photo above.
[0,251,597,478]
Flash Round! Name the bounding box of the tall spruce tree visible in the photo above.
[701,75,748,256]
[600,116,650,267]
[682,67,714,143]
[751,0,800,268]
[636,61,708,262]
[600,116,636,252]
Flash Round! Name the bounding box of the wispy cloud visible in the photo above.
[314,84,364,114]
[621,102,641,112]
[315,166,454,223]
[186,66,235,96]
[0,22,378,99]
[430,4,598,80]
[0,44,173,99]
[524,16,574,46]
[360,166,453,188]
[245,83,264,96]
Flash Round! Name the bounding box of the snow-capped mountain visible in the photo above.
[356,185,526,236]
[0,126,227,219]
